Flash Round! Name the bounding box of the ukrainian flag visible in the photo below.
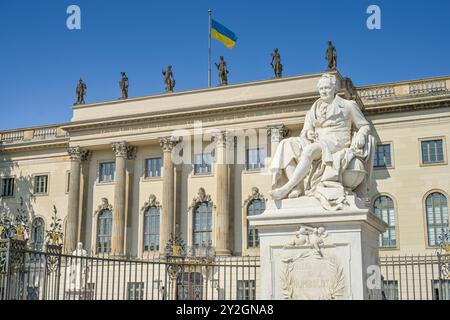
[211,19,238,49]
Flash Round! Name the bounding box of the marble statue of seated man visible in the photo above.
[269,73,374,210]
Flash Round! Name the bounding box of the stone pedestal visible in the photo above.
[249,196,387,300]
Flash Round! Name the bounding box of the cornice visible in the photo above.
[0,139,69,154]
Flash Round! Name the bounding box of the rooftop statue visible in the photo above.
[326,41,337,71]
[215,56,229,86]
[162,65,175,92]
[268,73,374,210]
[74,79,87,105]
[119,72,129,99]
[271,48,283,78]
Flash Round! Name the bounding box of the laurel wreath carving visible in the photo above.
[281,253,345,300]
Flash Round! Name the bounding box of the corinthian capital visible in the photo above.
[159,136,180,152]
[112,141,137,159]
[68,146,91,162]
[213,131,234,149]
[267,125,289,143]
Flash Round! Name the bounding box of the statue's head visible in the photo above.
[220,56,224,61]
[77,242,83,250]
[168,65,172,70]
[274,48,278,52]
[317,73,338,103]
[328,41,332,46]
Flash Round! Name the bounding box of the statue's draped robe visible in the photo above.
[270,95,371,210]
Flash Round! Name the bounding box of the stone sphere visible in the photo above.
[342,158,367,189]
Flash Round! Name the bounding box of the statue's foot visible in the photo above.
[288,188,302,199]
[269,187,290,200]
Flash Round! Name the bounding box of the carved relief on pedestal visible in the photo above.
[280,225,345,300]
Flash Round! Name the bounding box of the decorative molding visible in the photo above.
[159,136,181,152]
[141,194,161,213]
[67,146,91,162]
[267,125,289,143]
[111,141,136,159]
[95,198,113,215]
[189,188,214,210]
[243,187,267,208]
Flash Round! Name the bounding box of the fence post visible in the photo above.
[0,240,11,300]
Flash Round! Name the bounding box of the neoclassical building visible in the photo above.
[0,71,449,259]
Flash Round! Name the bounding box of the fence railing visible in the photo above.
[0,240,260,301]
[379,254,450,300]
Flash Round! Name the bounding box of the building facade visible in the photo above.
[1,71,449,260]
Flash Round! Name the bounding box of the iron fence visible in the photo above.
[0,239,260,301]
[379,253,450,300]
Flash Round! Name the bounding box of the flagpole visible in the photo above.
[208,9,212,88]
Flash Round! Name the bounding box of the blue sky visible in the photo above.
[0,0,449,130]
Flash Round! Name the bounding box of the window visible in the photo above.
[247,199,265,248]
[382,280,399,300]
[145,157,162,178]
[432,280,450,300]
[194,153,213,175]
[237,280,256,300]
[421,139,444,164]
[31,218,45,251]
[1,178,14,197]
[425,192,448,246]
[34,175,48,194]
[143,206,160,251]
[374,144,392,168]
[193,202,212,246]
[127,282,144,300]
[373,196,397,248]
[246,148,266,170]
[65,171,70,193]
[97,209,112,254]
[99,162,115,183]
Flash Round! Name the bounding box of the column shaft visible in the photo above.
[112,155,126,255]
[215,133,231,256]
[66,159,81,253]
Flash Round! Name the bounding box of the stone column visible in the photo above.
[111,141,136,256]
[267,125,289,158]
[159,137,180,254]
[65,146,90,253]
[214,132,232,256]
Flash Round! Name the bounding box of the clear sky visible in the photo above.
[0,0,449,130]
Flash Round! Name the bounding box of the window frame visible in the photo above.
[193,152,214,176]
[419,137,447,167]
[245,148,266,171]
[32,174,49,196]
[373,142,394,169]
[373,195,398,249]
[246,199,265,249]
[96,209,113,254]
[143,157,163,180]
[424,191,449,248]
[143,206,161,252]
[236,280,256,300]
[1,176,15,197]
[98,161,116,184]
[192,202,213,247]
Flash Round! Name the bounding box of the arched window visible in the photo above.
[97,209,112,253]
[31,218,45,251]
[425,192,448,246]
[247,199,265,248]
[143,206,160,251]
[193,202,212,246]
[373,196,397,248]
